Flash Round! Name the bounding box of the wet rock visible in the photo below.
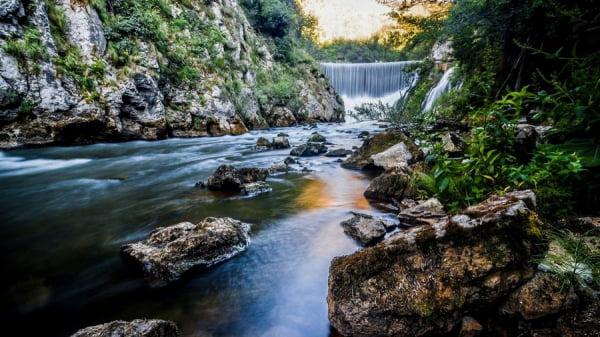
[325,149,352,157]
[308,132,326,143]
[241,181,272,196]
[268,163,288,175]
[358,131,369,138]
[121,217,251,287]
[277,132,289,137]
[71,319,179,337]
[502,272,577,320]
[328,190,540,337]
[343,130,421,170]
[440,131,466,157]
[341,212,387,246]
[206,165,268,192]
[290,143,327,157]
[459,317,483,337]
[284,157,297,165]
[398,198,446,226]
[364,170,414,203]
[255,137,271,150]
[271,136,290,149]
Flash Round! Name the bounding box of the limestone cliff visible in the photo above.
[0,0,343,148]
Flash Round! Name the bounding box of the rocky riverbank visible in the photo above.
[0,0,344,149]
[327,127,600,337]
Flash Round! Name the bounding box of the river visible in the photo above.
[0,121,392,337]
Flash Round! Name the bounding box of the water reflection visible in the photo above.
[0,121,385,337]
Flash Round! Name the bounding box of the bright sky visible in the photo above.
[299,0,394,42]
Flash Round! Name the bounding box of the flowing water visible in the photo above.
[422,67,456,112]
[0,121,392,337]
[320,62,418,111]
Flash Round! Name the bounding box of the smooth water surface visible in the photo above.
[0,121,389,337]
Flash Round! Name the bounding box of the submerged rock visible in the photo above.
[271,136,290,149]
[290,143,327,157]
[325,149,352,157]
[121,217,251,287]
[341,212,387,246]
[308,132,327,143]
[206,165,268,192]
[241,181,272,196]
[328,190,540,337]
[71,319,179,337]
[343,130,421,170]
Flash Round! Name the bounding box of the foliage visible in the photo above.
[539,229,600,289]
[256,68,300,108]
[2,26,48,73]
[307,38,406,63]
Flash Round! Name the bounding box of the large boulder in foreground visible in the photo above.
[328,190,541,337]
[121,217,251,287]
[343,129,422,170]
[71,319,178,337]
[206,165,268,192]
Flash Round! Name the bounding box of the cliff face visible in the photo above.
[0,0,344,148]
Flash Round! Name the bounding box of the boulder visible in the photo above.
[343,130,421,170]
[515,124,539,162]
[341,212,387,246]
[121,217,251,287]
[440,131,466,157]
[284,156,297,165]
[370,142,415,171]
[364,170,414,203]
[502,272,577,320]
[268,163,288,175]
[206,165,268,192]
[308,132,326,143]
[325,149,352,157]
[290,143,327,157]
[71,319,178,337]
[398,198,446,226]
[255,137,271,150]
[328,190,540,337]
[271,136,290,149]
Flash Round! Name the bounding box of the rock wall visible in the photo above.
[0,0,344,148]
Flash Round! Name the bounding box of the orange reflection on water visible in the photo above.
[294,177,332,210]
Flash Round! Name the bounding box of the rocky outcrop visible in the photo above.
[340,212,388,246]
[71,319,178,337]
[205,165,269,192]
[342,129,422,170]
[398,198,446,226]
[0,0,344,148]
[328,190,541,337]
[290,142,327,157]
[121,217,251,287]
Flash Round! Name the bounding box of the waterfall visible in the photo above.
[320,61,419,112]
[320,61,418,98]
[422,67,456,112]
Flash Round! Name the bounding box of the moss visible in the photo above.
[2,26,48,72]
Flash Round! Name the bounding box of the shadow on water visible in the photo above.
[0,122,387,337]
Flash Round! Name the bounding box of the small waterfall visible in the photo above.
[422,67,455,112]
[320,61,419,98]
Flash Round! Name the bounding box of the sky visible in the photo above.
[299,0,394,42]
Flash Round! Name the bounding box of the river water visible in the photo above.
[0,121,390,337]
